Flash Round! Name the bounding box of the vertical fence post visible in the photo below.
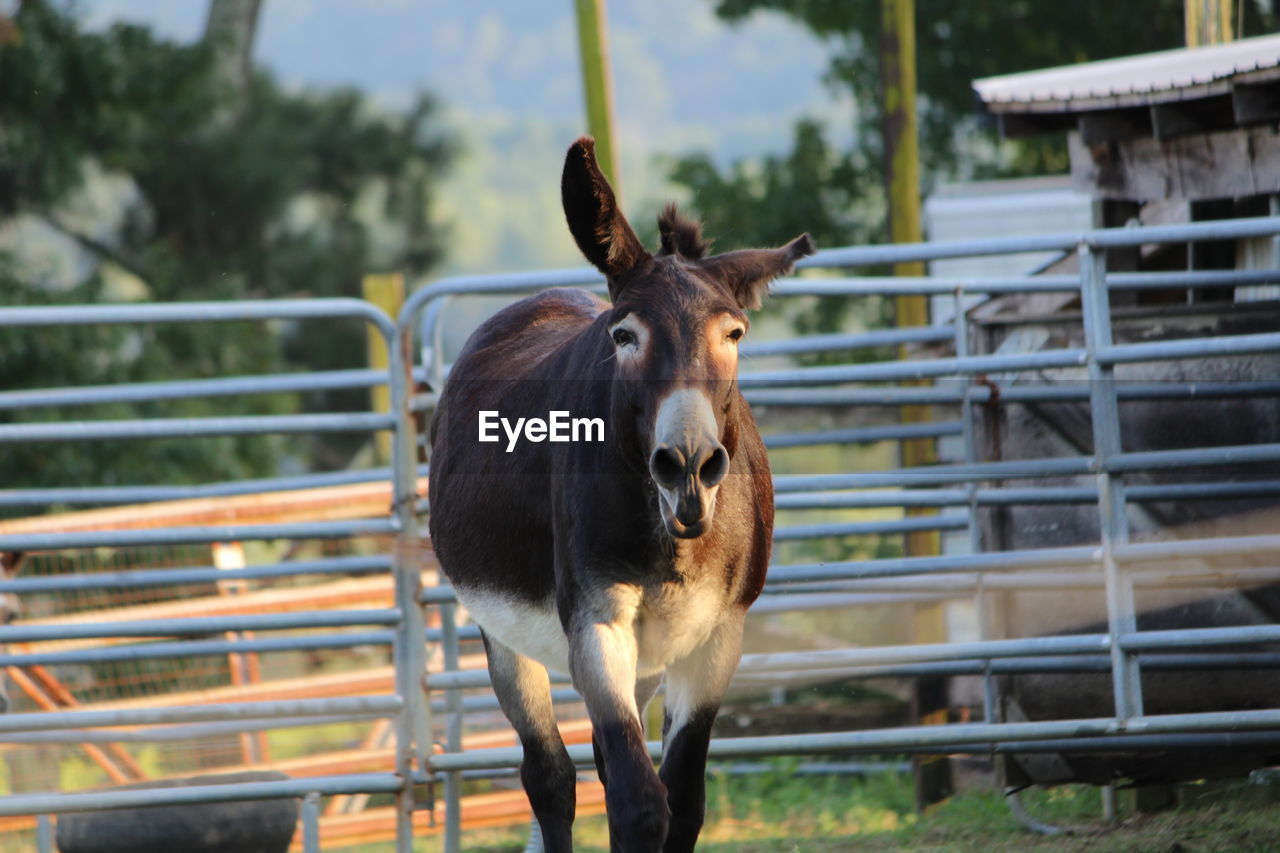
[1102,782,1119,823]
[35,814,53,853]
[388,319,432,853]
[441,601,464,853]
[1079,243,1143,722]
[302,791,321,853]
[421,296,452,398]
[953,290,980,553]
[213,539,268,764]
[952,290,998,725]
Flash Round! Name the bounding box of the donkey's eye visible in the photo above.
[612,328,637,348]
[727,327,745,344]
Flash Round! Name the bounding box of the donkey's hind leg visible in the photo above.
[659,613,746,853]
[482,630,576,852]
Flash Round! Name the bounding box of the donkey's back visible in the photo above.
[442,286,607,384]
[429,286,608,614]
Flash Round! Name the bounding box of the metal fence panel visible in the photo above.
[4,213,1279,851]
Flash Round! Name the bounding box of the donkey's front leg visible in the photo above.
[482,631,577,852]
[592,673,663,795]
[659,613,746,853]
[568,590,669,852]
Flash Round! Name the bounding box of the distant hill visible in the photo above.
[80,0,852,274]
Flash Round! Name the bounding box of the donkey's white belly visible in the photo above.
[456,582,726,680]
[457,590,572,674]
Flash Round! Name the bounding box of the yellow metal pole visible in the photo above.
[363,273,405,465]
[882,0,950,810]
[573,0,622,196]
[880,0,936,558]
[1185,0,1234,46]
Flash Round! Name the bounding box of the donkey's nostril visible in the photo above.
[650,445,685,489]
[699,446,729,487]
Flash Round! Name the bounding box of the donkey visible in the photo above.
[428,137,813,852]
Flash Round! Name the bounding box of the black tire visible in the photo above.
[56,771,299,853]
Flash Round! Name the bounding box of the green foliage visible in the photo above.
[668,119,875,252]
[0,1,454,492]
[668,118,888,343]
[713,0,1264,178]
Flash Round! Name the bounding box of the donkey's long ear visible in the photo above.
[561,137,649,296]
[700,234,816,310]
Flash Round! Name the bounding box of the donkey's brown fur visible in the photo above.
[428,137,813,852]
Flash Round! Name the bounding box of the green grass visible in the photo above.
[12,757,1276,853]
[26,760,1271,853]
[415,762,1280,853]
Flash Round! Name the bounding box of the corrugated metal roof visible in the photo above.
[974,32,1280,113]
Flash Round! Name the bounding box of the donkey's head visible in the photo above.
[562,137,813,539]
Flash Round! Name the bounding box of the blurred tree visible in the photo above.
[668,119,873,255]
[203,0,263,116]
[0,0,454,498]
[667,119,888,340]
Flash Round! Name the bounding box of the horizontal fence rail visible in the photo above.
[0,464,428,508]
[0,773,405,818]
[426,708,1280,773]
[0,367,428,412]
[0,696,404,735]
[0,413,397,443]
[0,519,397,552]
[0,633,399,668]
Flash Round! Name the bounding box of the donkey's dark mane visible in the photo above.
[657,203,709,260]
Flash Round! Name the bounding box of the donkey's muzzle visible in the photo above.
[650,441,728,538]
[650,443,728,492]
[650,388,729,539]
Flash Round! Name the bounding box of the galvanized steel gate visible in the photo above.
[3,215,1280,851]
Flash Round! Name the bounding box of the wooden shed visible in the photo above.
[976,32,1280,208]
